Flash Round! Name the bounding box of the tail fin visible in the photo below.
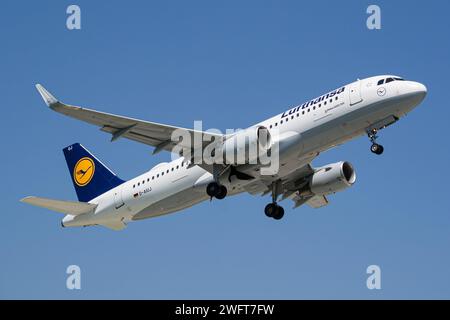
[63,143,125,202]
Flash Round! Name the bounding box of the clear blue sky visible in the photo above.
[1,0,449,299]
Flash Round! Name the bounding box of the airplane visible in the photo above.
[21,75,427,230]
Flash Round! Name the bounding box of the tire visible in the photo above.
[206,182,220,197]
[272,205,285,220]
[376,145,384,155]
[265,203,276,218]
[215,185,227,200]
[371,143,384,155]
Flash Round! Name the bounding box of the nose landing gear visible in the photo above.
[264,180,285,220]
[368,129,384,155]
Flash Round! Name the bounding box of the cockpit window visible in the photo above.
[378,77,405,86]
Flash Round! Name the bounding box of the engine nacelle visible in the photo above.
[308,161,356,195]
[221,126,272,165]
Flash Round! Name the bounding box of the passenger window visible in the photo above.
[302,111,305,115]
[157,174,159,178]
[133,184,135,188]
[152,176,154,180]
[161,172,164,176]
[138,182,140,186]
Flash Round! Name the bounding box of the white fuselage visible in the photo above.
[63,75,427,228]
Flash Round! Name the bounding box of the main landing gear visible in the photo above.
[265,203,284,220]
[206,182,227,200]
[206,164,228,200]
[264,180,284,220]
[368,129,384,155]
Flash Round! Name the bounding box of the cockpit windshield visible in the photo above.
[377,77,405,85]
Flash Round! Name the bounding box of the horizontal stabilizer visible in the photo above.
[20,196,97,216]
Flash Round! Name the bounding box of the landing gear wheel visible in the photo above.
[206,182,220,198]
[215,185,228,200]
[264,203,284,220]
[206,182,228,199]
[272,205,285,220]
[371,143,384,155]
[265,203,277,218]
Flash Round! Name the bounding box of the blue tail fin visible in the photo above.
[63,143,125,202]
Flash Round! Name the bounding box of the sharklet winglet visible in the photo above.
[35,84,59,107]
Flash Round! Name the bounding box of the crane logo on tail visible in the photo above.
[73,157,95,187]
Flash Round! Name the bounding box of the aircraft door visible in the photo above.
[113,187,125,209]
[349,80,363,105]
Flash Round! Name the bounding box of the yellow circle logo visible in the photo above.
[73,157,95,187]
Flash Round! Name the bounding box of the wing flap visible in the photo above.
[306,195,329,208]
[21,196,97,216]
[100,220,127,231]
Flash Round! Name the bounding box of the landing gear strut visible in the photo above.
[368,129,384,155]
[264,180,284,220]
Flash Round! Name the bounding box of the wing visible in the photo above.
[35,84,223,155]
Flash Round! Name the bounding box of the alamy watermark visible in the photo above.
[66,265,81,290]
[366,265,381,290]
[66,5,81,30]
[367,5,381,30]
[169,122,280,175]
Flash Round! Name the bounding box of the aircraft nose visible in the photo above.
[410,81,427,98]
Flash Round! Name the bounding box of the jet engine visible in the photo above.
[300,161,356,196]
[219,126,272,165]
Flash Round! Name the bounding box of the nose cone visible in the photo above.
[410,81,427,101]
